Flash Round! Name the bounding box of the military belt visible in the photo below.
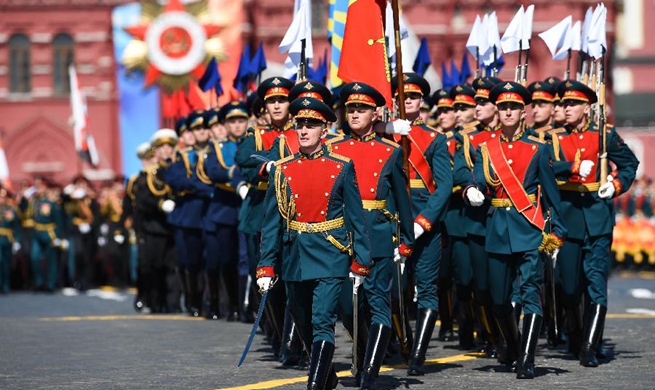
[361,200,387,210]
[558,182,601,192]
[256,182,269,191]
[216,183,235,193]
[72,217,91,226]
[34,223,56,231]
[288,217,344,233]
[452,185,462,194]
[409,179,425,189]
[0,228,14,241]
[491,194,537,208]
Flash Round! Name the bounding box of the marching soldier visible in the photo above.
[549,80,639,367]
[326,81,415,386]
[388,74,452,376]
[134,129,179,313]
[544,77,565,129]
[464,81,567,379]
[0,187,21,293]
[256,97,372,390]
[177,115,195,148]
[164,110,211,317]
[527,81,557,141]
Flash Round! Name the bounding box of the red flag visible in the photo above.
[337,0,392,108]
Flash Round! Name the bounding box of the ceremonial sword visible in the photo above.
[238,278,276,367]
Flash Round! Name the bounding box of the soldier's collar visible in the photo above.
[569,120,590,134]
[485,123,502,132]
[500,129,524,142]
[350,131,377,142]
[194,144,210,152]
[411,118,424,126]
[298,145,326,160]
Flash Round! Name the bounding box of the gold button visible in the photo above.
[370,188,375,193]
[283,166,287,170]
[447,141,451,146]
[371,142,375,146]
[430,133,435,137]
[320,211,325,215]
[330,175,335,179]
[491,134,496,138]
[350,141,355,145]
[337,164,341,169]
[294,194,299,198]
[579,135,584,139]
[373,172,378,177]
[508,159,513,164]
[325,192,329,197]
[506,207,511,211]
[321,158,326,162]
[287,177,292,181]
[386,148,391,151]
[298,212,302,216]
[298,160,302,164]
[378,159,383,163]
[559,136,563,140]
[508,144,513,149]
[334,146,339,150]
[581,148,586,152]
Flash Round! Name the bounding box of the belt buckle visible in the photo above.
[578,184,586,192]
[306,223,314,233]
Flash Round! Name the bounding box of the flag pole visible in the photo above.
[390,0,410,183]
[475,47,480,78]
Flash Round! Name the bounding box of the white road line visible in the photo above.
[626,308,655,316]
[628,288,655,300]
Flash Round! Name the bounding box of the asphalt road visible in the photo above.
[1,271,655,390]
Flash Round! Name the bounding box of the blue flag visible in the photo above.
[233,43,251,92]
[412,37,432,76]
[247,42,267,82]
[450,60,460,87]
[460,52,471,83]
[198,57,223,96]
[441,62,452,89]
[484,54,505,76]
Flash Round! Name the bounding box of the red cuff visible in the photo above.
[258,162,268,180]
[613,180,623,196]
[553,234,564,246]
[350,261,371,277]
[256,266,275,278]
[415,214,433,232]
[398,243,413,257]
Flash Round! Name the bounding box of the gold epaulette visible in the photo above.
[527,135,546,144]
[459,127,477,135]
[549,127,567,135]
[379,137,400,148]
[127,174,138,199]
[328,152,351,163]
[462,120,480,129]
[273,155,295,167]
[535,125,552,133]
[445,131,454,138]
[324,134,345,145]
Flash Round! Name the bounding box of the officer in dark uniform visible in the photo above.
[389,74,452,376]
[256,97,372,390]
[465,81,567,379]
[164,111,210,317]
[0,187,21,293]
[196,103,247,321]
[134,128,179,313]
[549,80,639,367]
[235,76,294,356]
[325,82,414,387]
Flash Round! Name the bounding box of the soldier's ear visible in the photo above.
[520,109,527,121]
[583,103,591,115]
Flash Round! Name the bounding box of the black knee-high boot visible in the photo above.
[407,308,438,376]
[579,303,607,367]
[307,341,335,390]
[516,314,543,379]
[360,324,392,390]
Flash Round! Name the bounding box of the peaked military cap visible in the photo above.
[136,142,154,159]
[203,108,219,127]
[289,80,332,103]
[527,81,556,103]
[218,101,250,122]
[151,128,179,147]
[257,77,294,101]
[432,89,454,108]
[341,82,386,107]
[449,83,476,107]
[473,77,503,100]
[186,109,206,130]
[392,72,431,97]
[557,79,598,104]
[174,116,188,136]
[289,97,337,123]
[489,81,532,106]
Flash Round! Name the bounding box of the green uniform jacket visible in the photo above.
[0,205,21,245]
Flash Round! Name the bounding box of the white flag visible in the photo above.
[466,15,484,59]
[521,5,535,49]
[500,6,524,54]
[482,12,501,67]
[571,21,582,51]
[587,3,607,59]
[279,0,313,78]
[69,64,87,153]
[385,1,408,72]
[538,16,572,60]
[581,6,594,54]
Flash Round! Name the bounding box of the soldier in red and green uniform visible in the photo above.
[0,188,21,293]
[388,74,452,376]
[526,80,557,142]
[465,81,567,379]
[549,80,639,367]
[256,97,372,390]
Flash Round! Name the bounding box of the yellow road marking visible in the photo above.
[215,353,484,390]
[617,270,655,279]
[39,315,205,322]
[606,313,655,319]
[97,286,137,294]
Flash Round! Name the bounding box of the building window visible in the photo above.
[311,0,325,32]
[8,34,31,93]
[53,33,74,96]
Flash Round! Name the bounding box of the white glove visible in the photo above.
[52,238,62,248]
[71,188,86,199]
[97,236,107,247]
[257,276,273,292]
[466,187,485,207]
[114,234,125,245]
[237,184,249,200]
[23,187,36,199]
[63,184,75,195]
[393,247,406,264]
[349,271,364,291]
[265,161,274,174]
[78,223,91,234]
[413,222,425,240]
[60,239,70,251]
[384,119,412,135]
[598,175,616,199]
[161,199,176,214]
[578,160,595,178]
[12,242,21,254]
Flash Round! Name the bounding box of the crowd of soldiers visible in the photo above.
[0,70,640,389]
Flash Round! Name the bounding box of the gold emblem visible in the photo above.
[535,82,542,89]
[566,81,573,88]
[352,83,362,91]
[477,79,484,86]
[403,74,409,81]
[4,210,13,221]
[305,82,314,90]
[39,202,51,217]
[272,78,281,85]
[231,101,239,106]
[503,83,513,91]
[301,99,311,106]
[456,86,463,91]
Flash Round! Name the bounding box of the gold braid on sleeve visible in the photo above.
[463,135,474,169]
[181,152,192,177]
[146,169,170,197]
[274,167,296,230]
[551,134,561,161]
[196,153,213,185]
[214,141,229,170]
[481,143,501,187]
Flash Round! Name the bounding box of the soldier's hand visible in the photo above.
[114,234,125,245]
[349,272,364,291]
[51,238,62,248]
[413,222,425,240]
[257,276,273,293]
[598,175,616,199]
[384,119,412,135]
[265,161,274,174]
[60,239,70,251]
[11,242,21,254]
[393,247,406,264]
[161,199,176,214]
[78,223,91,234]
[466,187,485,207]
[237,184,249,200]
[579,160,595,178]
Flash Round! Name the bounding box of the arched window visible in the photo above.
[52,33,74,96]
[8,34,31,93]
